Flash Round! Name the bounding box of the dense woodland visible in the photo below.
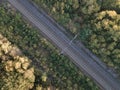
[0,0,120,90]
[0,3,99,90]
[32,0,120,74]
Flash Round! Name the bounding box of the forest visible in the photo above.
[0,2,99,90]
[0,0,120,90]
[32,0,120,75]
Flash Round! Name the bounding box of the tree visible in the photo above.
[0,34,35,90]
[79,0,100,15]
[101,0,120,13]
[88,10,120,67]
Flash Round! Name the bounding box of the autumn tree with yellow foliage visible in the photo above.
[0,34,35,90]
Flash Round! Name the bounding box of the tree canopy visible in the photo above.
[0,34,35,90]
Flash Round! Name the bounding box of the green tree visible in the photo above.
[79,0,100,15]
[101,0,120,13]
[88,10,120,68]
